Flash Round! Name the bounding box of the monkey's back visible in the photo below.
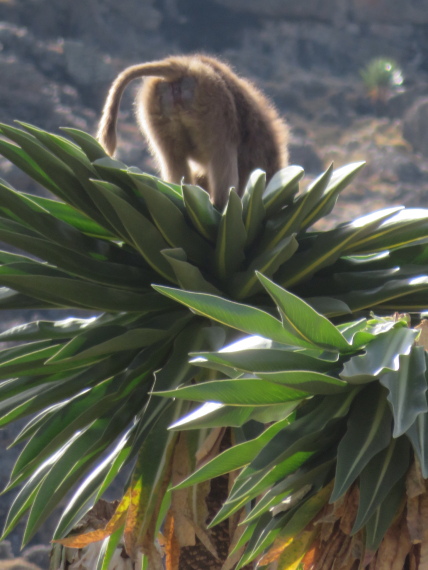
[138,54,288,170]
[137,56,241,165]
[197,55,289,182]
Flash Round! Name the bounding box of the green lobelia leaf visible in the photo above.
[262,166,303,216]
[231,235,298,299]
[244,453,335,523]
[346,208,428,254]
[173,417,291,489]
[364,477,405,553]
[192,348,337,374]
[0,138,64,198]
[352,436,410,534]
[211,452,315,528]
[162,249,221,295]
[264,480,332,546]
[331,383,392,502]
[0,313,137,342]
[9,377,124,487]
[1,451,55,540]
[92,158,143,196]
[60,127,108,161]
[241,169,266,247]
[340,327,419,384]
[235,512,280,570]
[24,193,114,238]
[258,273,351,352]
[379,347,427,437]
[136,181,214,268]
[154,378,309,405]
[96,525,125,570]
[0,352,134,429]
[122,402,181,548]
[0,181,114,255]
[405,402,428,478]
[48,328,167,363]
[153,286,307,345]
[280,207,402,288]
[301,162,366,230]
[0,124,100,219]
[261,165,333,255]
[335,276,428,313]
[89,180,177,282]
[305,296,352,318]
[249,390,358,473]
[254,370,348,395]
[54,434,134,540]
[22,395,142,544]
[182,184,221,242]
[18,122,98,178]
[215,190,247,280]
[0,218,152,290]
[170,402,254,430]
[129,171,183,201]
[0,264,163,312]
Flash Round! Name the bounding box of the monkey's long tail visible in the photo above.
[97,61,183,155]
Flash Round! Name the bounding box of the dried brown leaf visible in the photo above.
[415,319,428,350]
[195,427,225,467]
[319,530,345,570]
[195,480,210,527]
[375,516,411,570]
[164,511,180,570]
[171,433,196,547]
[339,486,359,536]
[407,459,426,499]
[193,522,219,560]
[408,496,422,543]
[419,492,428,567]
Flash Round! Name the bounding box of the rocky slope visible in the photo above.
[0,0,428,565]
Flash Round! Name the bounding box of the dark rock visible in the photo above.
[289,140,324,173]
[22,545,51,569]
[351,0,428,25]
[0,57,52,122]
[403,98,428,155]
[63,40,115,87]
[0,541,14,559]
[385,89,420,119]
[62,40,117,108]
[211,0,338,20]
[395,160,423,183]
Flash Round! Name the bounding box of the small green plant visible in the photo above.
[360,58,403,103]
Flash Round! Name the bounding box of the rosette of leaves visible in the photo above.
[155,278,428,569]
[0,122,426,568]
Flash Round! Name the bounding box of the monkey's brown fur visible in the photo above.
[97,54,289,209]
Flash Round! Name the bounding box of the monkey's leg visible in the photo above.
[158,145,193,186]
[207,144,239,210]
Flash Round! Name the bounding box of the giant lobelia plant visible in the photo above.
[0,123,427,568]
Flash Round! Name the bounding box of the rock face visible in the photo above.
[403,98,428,156]
[210,0,428,25]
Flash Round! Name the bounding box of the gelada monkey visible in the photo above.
[97,54,289,209]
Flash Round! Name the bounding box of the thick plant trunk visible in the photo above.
[305,461,428,570]
[178,473,239,570]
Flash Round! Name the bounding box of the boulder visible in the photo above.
[351,0,428,25]
[0,541,14,559]
[402,98,428,155]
